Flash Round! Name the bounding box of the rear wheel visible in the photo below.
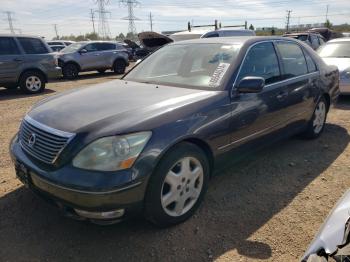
[301,96,328,139]
[63,63,79,79]
[19,71,45,94]
[113,60,126,74]
[144,142,209,227]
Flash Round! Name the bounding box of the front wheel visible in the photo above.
[63,63,79,79]
[301,96,328,139]
[144,142,209,227]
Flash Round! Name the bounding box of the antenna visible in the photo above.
[120,0,140,35]
[95,0,111,39]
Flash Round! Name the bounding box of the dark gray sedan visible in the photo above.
[10,37,339,227]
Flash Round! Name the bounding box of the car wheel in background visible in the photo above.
[97,69,106,74]
[113,59,126,74]
[63,63,79,79]
[19,71,45,94]
[144,142,209,227]
[301,96,328,139]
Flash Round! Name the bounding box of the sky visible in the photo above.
[0,0,349,40]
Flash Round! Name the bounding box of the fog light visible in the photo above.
[75,209,125,220]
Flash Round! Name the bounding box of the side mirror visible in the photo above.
[79,49,87,54]
[236,76,265,93]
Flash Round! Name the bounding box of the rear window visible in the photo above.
[0,37,20,55]
[97,43,116,51]
[18,37,48,54]
[276,42,308,78]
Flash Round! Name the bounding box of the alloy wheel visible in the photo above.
[313,101,326,134]
[25,76,42,92]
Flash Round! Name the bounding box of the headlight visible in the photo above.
[72,132,151,171]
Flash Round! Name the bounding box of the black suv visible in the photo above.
[0,34,61,94]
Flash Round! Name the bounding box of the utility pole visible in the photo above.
[4,11,18,34]
[95,0,111,39]
[90,9,96,34]
[53,24,59,39]
[120,0,140,36]
[286,10,292,33]
[326,4,329,21]
[149,12,153,31]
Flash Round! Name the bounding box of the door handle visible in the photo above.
[276,91,288,100]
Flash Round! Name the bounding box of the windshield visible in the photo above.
[60,42,85,53]
[124,43,241,90]
[318,42,350,58]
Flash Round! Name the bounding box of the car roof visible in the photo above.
[170,36,301,45]
[328,37,350,43]
[0,34,44,39]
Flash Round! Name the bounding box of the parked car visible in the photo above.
[47,40,75,46]
[49,45,65,52]
[10,37,339,226]
[0,34,61,94]
[56,41,129,79]
[318,38,350,94]
[308,28,343,42]
[201,29,256,38]
[302,189,350,262]
[283,32,326,50]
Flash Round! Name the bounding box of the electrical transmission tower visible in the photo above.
[3,11,20,34]
[120,0,140,35]
[95,0,111,39]
[285,10,292,32]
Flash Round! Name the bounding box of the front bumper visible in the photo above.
[10,137,147,220]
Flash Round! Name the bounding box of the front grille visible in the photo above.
[19,116,74,164]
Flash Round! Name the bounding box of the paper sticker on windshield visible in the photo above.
[209,63,230,88]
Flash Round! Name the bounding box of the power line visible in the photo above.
[286,10,292,32]
[149,12,154,31]
[120,0,140,35]
[95,0,111,39]
[3,11,20,34]
[90,9,96,34]
[53,24,59,38]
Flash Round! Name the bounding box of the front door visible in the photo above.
[79,43,103,71]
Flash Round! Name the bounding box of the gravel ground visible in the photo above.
[1,71,350,262]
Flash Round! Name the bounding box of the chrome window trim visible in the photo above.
[24,115,75,138]
[231,39,320,96]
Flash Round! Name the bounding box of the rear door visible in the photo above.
[0,37,22,84]
[96,43,117,68]
[274,40,316,125]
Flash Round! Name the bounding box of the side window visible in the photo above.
[310,35,319,47]
[276,42,308,78]
[204,32,219,38]
[97,43,116,51]
[318,37,325,46]
[0,37,20,55]
[84,43,98,52]
[237,42,281,85]
[304,51,317,73]
[17,37,48,54]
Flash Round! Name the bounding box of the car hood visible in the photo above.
[28,80,221,134]
[322,57,350,72]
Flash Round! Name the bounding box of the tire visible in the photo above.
[19,71,45,94]
[301,96,328,139]
[144,142,210,227]
[97,69,106,74]
[62,63,79,79]
[113,59,126,74]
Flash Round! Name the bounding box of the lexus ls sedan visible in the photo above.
[10,37,339,227]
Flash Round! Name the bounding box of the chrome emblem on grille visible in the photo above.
[28,133,37,147]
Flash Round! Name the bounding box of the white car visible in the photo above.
[318,38,350,94]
